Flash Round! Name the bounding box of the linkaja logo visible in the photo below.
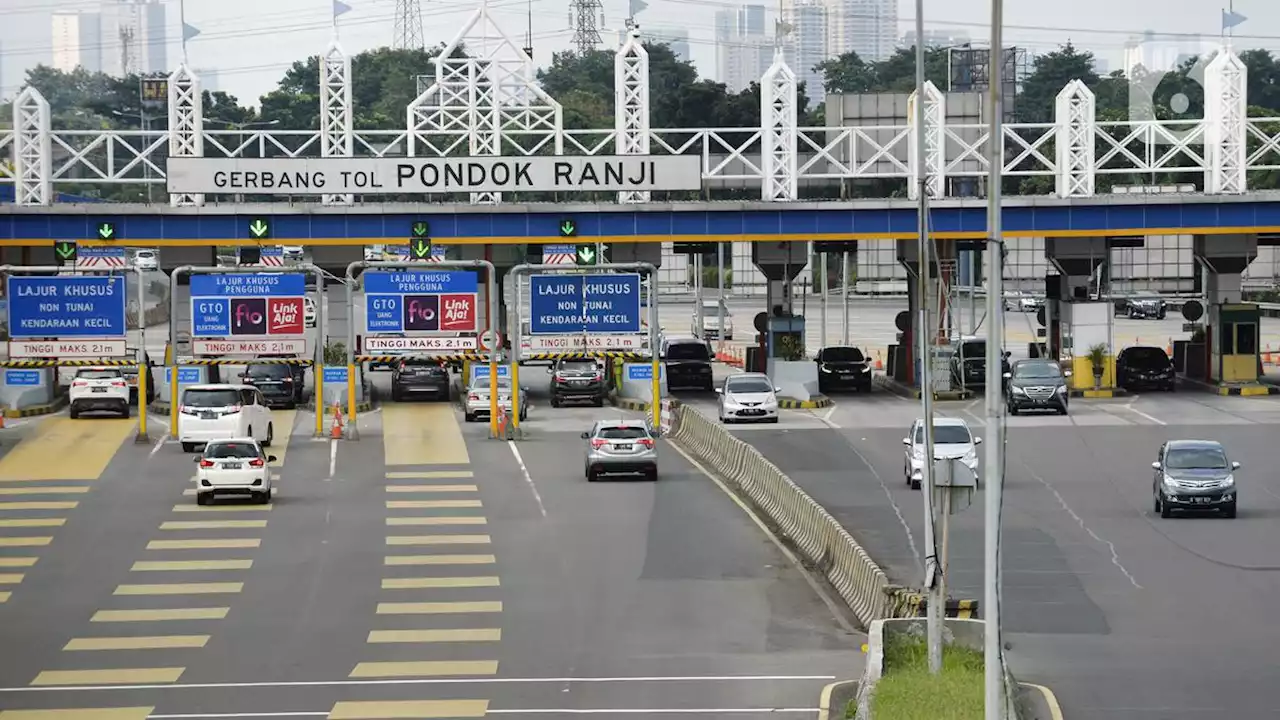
[439,294,475,332]
[230,298,267,335]
[404,295,440,332]
[267,298,304,335]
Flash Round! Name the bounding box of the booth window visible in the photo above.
[1237,323,1257,356]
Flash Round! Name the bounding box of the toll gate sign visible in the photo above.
[190,273,307,355]
[364,270,478,335]
[6,275,128,358]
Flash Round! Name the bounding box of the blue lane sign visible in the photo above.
[79,247,126,261]
[323,366,349,384]
[190,273,306,298]
[190,273,307,337]
[626,363,664,381]
[165,367,202,384]
[529,274,642,335]
[6,276,127,338]
[4,370,41,386]
[364,271,478,333]
[470,364,511,383]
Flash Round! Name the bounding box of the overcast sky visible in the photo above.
[1,0,1277,103]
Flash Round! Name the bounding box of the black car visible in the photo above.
[1116,296,1167,319]
[1116,345,1176,392]
[240,364,303,408]
[949,338,988,389]
[662,338,714,392]
[1004,359,1070,415]
[815,345,872,393]
[549,358,606,407]
[1153,439,1238,518]
[391,358,451,401]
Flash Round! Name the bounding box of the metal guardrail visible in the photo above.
[668,404,890,626]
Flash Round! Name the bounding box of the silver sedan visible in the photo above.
[582,420,659,481]
[464,377,528,423]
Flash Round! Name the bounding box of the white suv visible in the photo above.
[69,367,131,419]
[902,417,981,490]
[179,384,276,452]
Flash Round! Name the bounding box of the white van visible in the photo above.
[178,384,277,452]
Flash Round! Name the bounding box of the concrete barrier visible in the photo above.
[853,617,1021,719]
[668,404,890,626]
[0,368,60,416]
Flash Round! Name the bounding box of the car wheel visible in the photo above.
[1160,495,1173,518]
[550,396,560,408]
[182,442,196,453]
[1007,404,1017,416]
[1153,493,1161,514]
[646,468,658,482]
[392,390,402,402]
[1059,407,1069,416]
[464,413,476,423]
[69,405,79,419]
[1222,502,1237,519]
[767,417,780,423]
[519,408,528,421]
[196,493,210,506]
[254,490,271,505]
[262,424,273,448]
[910,478,922,491]
[587,468,598,482]
[593,396,605,407]
[120,404,131,418]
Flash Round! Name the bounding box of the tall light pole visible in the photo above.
[984,0,1007,715]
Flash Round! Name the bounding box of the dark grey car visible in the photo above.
[1004,359,1070,415]
[1153,440,1239,518]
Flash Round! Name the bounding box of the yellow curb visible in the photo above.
[817,678,860,720]
[1022,682,1065,720]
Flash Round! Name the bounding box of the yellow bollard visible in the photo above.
[509,361,521,430]
[314,363,324,437]
[346,363,357,428]
[650,356,661,427]
[137,362,148,438]
[169,365,179,439]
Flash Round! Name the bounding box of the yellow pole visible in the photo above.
[169,365,179,438]
[137,362,147,438]
[509,361,520,431]
[488,358,499,438]
[346,364,357,427]
[314,363,324,436]
[650,355,661,427]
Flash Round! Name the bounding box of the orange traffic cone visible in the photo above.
[330,402,344,439]
[1266,346,1274,366]
[874,351,884,371]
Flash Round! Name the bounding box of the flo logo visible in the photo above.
[403,295,439,331]
[230,298,267,335]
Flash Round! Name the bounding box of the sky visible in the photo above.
[1,0,1278,103]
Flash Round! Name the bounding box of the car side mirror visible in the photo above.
[774,386,783,393]
[902,437,911,445]
[192,456,202,463]
[1232,461,1241,470]
[1064,370,1073,378]
[1151,461,1162,470]
[580,432,591,439]
[268,455,278,463]
[974,437,983,444]
[714,387,723,394]
[1003,372,1011,379]
[547,367,554,373]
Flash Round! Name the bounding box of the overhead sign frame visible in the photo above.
[166,155,705,195]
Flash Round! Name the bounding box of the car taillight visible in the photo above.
[199,459,214,468]
[72,380,87,387]
[179,405,198,415]
[111,380,126,387]
[591,439,607,449]
[637,438,655,449]
[224,405,242,415]
[248,458,264,467]
[468,393,479,401]
[593,372,603,381]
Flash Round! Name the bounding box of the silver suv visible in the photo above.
[582,420,659,482]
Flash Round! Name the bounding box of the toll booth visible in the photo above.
[1210,303,1260,384]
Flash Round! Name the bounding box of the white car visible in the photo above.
[178,384,276,453]
[716,372,780,424]
[134,249,158,271]
[694,301,733,340]
[282,246,305,261]
[902,417,981,490]
[304,296,317,327]
[364,245,383,261]
[69,367,131,419]
[464,376,527,423]
[194,438,275,505]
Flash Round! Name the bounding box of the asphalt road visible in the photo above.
[681,382,1280,719]
[0,370,860,718]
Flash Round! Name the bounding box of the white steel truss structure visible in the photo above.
[406,0,563,204]
[167,64,204,207]
[760,48,798,202]
[1055,80,1096,198]
[1204,48,1248,194]
[615,30,651,204]
[321,41,355,206]
[908,80,945,200]
[12,87,51,206]
[3,48,1280,206]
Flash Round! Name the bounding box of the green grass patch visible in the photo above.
[871,634,984,720]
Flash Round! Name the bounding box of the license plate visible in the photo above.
[572,380,588,386]
[1193,496,1213,504]
[615,444,632,450]
[223,463,242,470]
[200,411,216,420]
[92,387,107,393]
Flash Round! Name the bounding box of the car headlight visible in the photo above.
[1163,475,1182,488]
[963,450,978,466]
[1056,385,1067,394]
[819,365,832,373]
[1011,386,1026,395]
[1221,475,1235,487]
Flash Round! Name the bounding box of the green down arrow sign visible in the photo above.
[411,238,432,259]
[248,218,271,239]
[54,241,77,263]
[575,245,596,266]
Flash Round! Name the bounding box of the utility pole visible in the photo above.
[984,0,1007,714]
[569,0,605,54]
[914,0,943,676]
[393,0,424,50]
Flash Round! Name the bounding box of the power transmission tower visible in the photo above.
[568,0,604,54]
[393,0,425,50]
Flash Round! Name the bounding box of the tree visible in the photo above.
[817,46,949,95]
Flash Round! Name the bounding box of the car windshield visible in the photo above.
[821,347,864,362]
[204,442,262,459]
[136,251,154,258]
[598,426,649,440]
[473,378,512,391]
[184,389,241,407]
[401,359,442,369]
[246,365,291,378]
[1125,348,1171,367]
[1166,447,1228,470]
[915,425,972,444]
[1014,362,1062,379]
[77,369,121,380]
[666,343,709,361]
[727,378,773,394]
[558,360,597,373]
[960,342,986,358]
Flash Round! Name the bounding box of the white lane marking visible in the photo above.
[327,438,337,481]
[149,710,820,719]
[507,440,547,517]
[152,715,326,719]
[819,404,839,427]
[149,426,170,458]
[0,674,836,694]
[1122,401,1166,426]
[1019,463,1142,590]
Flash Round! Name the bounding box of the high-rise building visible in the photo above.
[101,0,168,77]
[825,0,895,62]
[52,11,103,73]
[715,5,773,93]
[782,0,827,105]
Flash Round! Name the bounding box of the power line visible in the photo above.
[394,0,426,50]
[569,0,604,54]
